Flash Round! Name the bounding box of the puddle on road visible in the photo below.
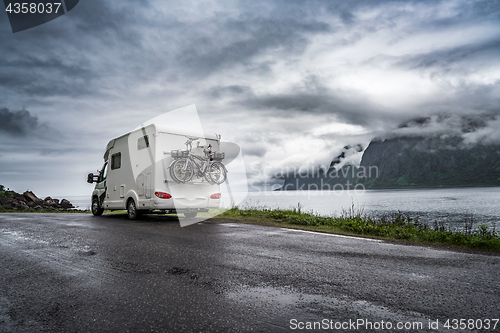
[0,216,28,221]
[1,228,97,258]
[0,229,50,244]
[226,285,429,325]
[227,286,321,307]
[409,273,430,280]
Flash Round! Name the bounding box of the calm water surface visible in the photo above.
[242,187,500,229]
[67,187,500,228]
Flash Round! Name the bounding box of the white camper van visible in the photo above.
[87,124,225,219]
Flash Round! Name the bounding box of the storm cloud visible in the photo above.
[0,107,51,137]
[1,0,500,194]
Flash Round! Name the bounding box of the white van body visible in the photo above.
[90,123,222,218]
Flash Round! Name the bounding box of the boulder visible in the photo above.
[13,201,29,210]
[44,196,59,206]
[60,199,74,209]
[1,189,76,211]
[23,191,42,203]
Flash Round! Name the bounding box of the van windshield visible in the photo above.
[98,163,108,182]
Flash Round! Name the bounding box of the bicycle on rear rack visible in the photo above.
[169,137,227,185]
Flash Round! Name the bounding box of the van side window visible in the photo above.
[111,153,121,170]
[138,136,149,150]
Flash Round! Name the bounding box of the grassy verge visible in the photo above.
[216,206,500,252]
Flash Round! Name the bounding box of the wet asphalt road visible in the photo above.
[0,213,499,333]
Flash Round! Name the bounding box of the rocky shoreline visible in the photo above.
[0,186,75,212]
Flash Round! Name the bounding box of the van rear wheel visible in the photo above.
[127,199,141,220]
[91,197,103,216]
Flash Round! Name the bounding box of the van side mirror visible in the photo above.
[87,173,95,184]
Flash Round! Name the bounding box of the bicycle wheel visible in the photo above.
[206,162,227,185]
[170,159,194,183]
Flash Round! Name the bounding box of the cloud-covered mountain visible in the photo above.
[280,114,500,189]
[358,114,500,187]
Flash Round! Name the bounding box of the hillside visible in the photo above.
[358,136,500,188]
[280,114,500,190]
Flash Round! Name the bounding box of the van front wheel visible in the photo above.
[127,199,141,220]
[92,197,104,216]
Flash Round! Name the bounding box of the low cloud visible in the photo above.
[462,117,500,145]
[241,143,268,157]
[383,113,500,146]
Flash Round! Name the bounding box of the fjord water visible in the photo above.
[242,187,500,229]
[69,187,500,228]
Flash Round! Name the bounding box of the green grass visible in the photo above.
[217,205,500,252]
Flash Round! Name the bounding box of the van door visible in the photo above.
[106,152,125,209]
[145,172,152,199]
[137,174,144,196]
[95,162,108,206]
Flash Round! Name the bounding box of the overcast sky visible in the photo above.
[1,0,499,197]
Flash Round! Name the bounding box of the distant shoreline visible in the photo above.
[275,184,500,191]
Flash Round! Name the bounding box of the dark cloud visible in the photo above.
[39,148,75,156]
[241,145,267,158]
[236,77,390,127]
[0,56,94,97]
[0,107,51,137]
[395,39,500,77]
[445,82,500,115]
[1,0,500,194]
[206,85,252,98]
[177,17,330,76]
[0,1,325,102]
[0,1,161,100]
[385,113,500,146]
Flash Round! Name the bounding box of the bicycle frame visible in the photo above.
[179,138,212,180]
[184,152,210,177]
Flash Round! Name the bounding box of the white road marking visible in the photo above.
[282,228,383,242]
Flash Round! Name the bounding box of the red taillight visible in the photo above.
[210,193,221,199]
[155,192,172,199]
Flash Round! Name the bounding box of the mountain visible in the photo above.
[279,145,362,191]
[280,114,500,190]
[358,136,500,188]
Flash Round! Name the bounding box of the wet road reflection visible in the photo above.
[0,213,499,332]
